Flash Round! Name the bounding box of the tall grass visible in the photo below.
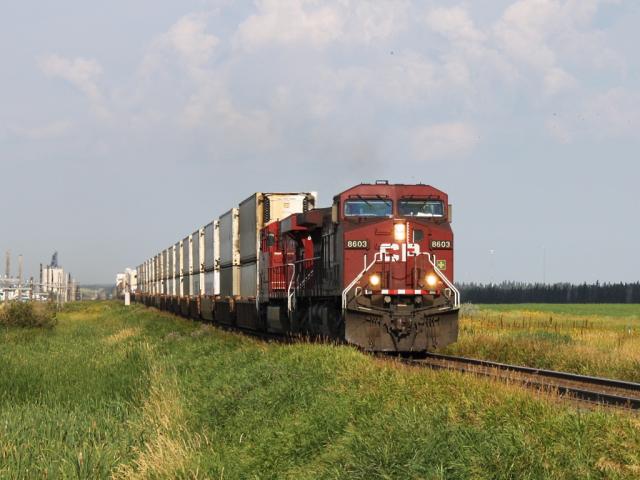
[1,302,639,478]
[0,301,57,328]
[445,304,640,381]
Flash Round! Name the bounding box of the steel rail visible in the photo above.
[404,353,640,410]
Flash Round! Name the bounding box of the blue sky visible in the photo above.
[1,0,638,284]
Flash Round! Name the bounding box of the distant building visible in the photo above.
[39,252,78,303]
[115,268,137,297]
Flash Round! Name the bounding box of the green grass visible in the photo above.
[1,302,639,478]
[445,303,640,382]
[481,304,640,318]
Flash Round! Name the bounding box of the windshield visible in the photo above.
[399,199,444,217]
[344,199,393,217]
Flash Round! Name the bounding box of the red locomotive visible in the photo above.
[133,181,459,352]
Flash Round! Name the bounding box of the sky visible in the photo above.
[1,0,639,285]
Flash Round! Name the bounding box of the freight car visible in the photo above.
[132,182,459,352]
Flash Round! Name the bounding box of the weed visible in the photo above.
[0,301,57,328]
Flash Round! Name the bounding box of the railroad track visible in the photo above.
[161,307,640,410]
[403,353,640,410]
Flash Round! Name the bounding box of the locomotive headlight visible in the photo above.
[393,223,406,241]
[369,274,381,287]
[425,273,438,287]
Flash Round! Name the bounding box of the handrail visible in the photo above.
[341,251,460,310]
[286,257,322,312]
[286,263,296,313]
[341,252,382,309]
[421,252,460,308]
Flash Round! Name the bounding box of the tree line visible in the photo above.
[457,281,640,304]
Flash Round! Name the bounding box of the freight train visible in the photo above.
[132,181,459,352]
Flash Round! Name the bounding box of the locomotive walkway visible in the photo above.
[405,353,640,410]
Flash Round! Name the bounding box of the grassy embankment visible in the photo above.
[1,301,639,478]
[445,304,640,382]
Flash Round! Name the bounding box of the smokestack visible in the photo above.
[4,250,10,278]
[18,254,23,285]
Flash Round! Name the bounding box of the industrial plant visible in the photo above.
[0,251,79,304]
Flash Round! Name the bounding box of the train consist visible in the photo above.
[133,181,459,352]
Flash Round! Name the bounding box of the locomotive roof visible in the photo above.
[335,182,448,201]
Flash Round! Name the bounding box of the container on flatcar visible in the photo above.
[238,192,316,264]
[192,230,201,275]
[173,242,180,296]
[240,262,258,298]
[219,208,240,268]
[180,237,191,296]
[204,222,215,271]
[192,228,204,295]
[203,221,219,296]
[220,265,240,297]
[167,245,175,296]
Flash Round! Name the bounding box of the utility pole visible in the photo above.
[17,254,23,299]
[4,250,10,279]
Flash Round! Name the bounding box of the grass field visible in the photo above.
[1,302,639,478]
[445,303,640,382]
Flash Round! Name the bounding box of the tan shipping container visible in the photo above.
[238,192,316,263]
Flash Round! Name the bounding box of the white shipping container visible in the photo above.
[204,222,215,270]
[173,243,180,294]
[192,229,202,274]
[193,274,200,296]
[182,237,191,276]
[220,265,240,297]
[204,271,215,295]
[199,228,205,274]
[219,208,240,267]
[167,247,174,295]
[182,274,191,296]
[240,262,258,298]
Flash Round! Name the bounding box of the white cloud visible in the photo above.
[134,13,276,152]
[426,6,485,44]
[235,0,343,51]
[34,1,634,162]
[234,0,408,51]
[167,14,218,66]
[411,122,479,161]
[425,2,623,97]
[493,0,574,94]
[341,1,409,44]
[38,55,110,118]
[491,0,625,95]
